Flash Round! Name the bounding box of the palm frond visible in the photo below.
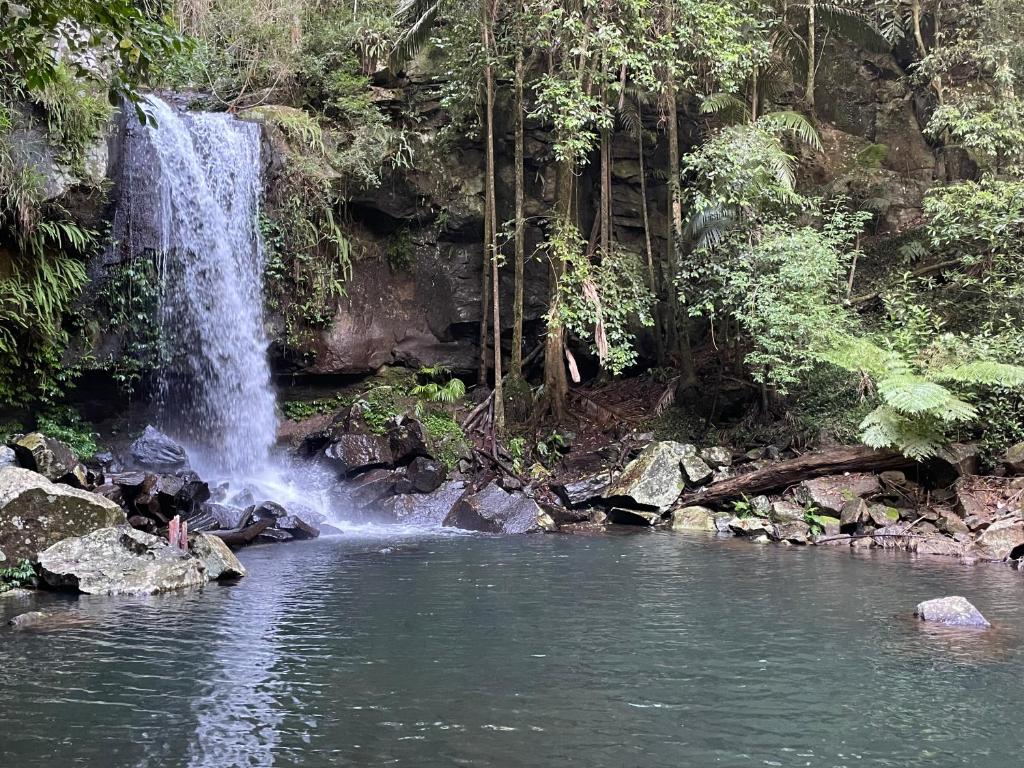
[700,92,750,125]
[757,110,822,152]
[391,0,440,69]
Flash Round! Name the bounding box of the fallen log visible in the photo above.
[678,445,916,507]
[207,519,271,548]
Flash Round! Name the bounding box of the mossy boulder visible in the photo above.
[0,467,125,561]
[11,433,85,485]
[670,506,717,532]
[603,441,688,511]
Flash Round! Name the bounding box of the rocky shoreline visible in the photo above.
[4,403,1024,604]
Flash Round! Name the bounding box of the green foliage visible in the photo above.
[556,237,655,376]
[36,406,99,459]
[281,395,349,421]
[86,259,163,394]
[0,559,35,593]
[410,366,466,404]
[0,0,188,119]
[421,410,468,471]
[823,335,1024,460]
[31,65,114,174]
[386,228,415,272]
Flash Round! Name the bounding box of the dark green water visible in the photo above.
[2,530,1022,767]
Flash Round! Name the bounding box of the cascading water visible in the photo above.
[140,97,277,477]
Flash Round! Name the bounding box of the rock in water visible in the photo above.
[971,518,1024,561]
[376,481,467,526]
[602,441,689,511]
[0,467,125,561]
[914,596,990,628]
[130,426,189,471]
[669,506,718,532]
[189,534,247,580]
[11,433,86,485]
[37,526,244,595]
[444,482,551,534]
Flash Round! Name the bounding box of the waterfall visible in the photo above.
[114,96,277,479]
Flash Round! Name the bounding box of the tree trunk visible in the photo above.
[805,0,816,111]
[511,47,526,377]
[543,158,573,422]
[637,119,662,365]
[483,0,504,433]
[666,86,698,389]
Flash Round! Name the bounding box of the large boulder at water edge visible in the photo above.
[669,506,718,532]
[444,482,554,534]
[377,480,467,526]
[971,518,1024,561]
[914,596,990,628]
[11,433,87,486]
[37,526,245,595]
[404,457,446,494]
[602,441,690,511]
[130,426,189,471]
[0,467,125,561]
[794,473,881,515]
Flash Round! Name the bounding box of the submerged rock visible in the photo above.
[444,482,550,534]
[914,596,990,628]
[37,526,244,595]
[0,467,125,561]
[602,441,688,511]
[130,426,189,471]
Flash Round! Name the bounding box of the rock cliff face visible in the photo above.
[71,48,952,382]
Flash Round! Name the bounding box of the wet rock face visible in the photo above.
[971,518,1024,561]
[914,596,990,628]
[324,434,394,476]
[37,526,244,595]
[130,426,189,472]
[602,441,690,512]
[405,457,445,494]
[0,467,125,561]
[376,480,467,526]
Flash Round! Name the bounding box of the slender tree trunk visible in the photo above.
[543,158,572,422]
[805,0,816,112]
[511,48,526,377]
[483,0,504,433]
[637,120,662,365]
[666,86,698,388]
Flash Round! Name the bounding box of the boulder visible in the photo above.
[325,434,394,475]
[251,501,289,525]
[700,447,733,468]
[130,426,188,471]
[377,481,467,526]
[8,611,51,629]
[941,443,981,476]
[866,504,901,528]
[680,454,713,485]
[202,502,252,530]
[0,467,125,561]
[769,500,805,522]
[1004,443,1024,475]
[188,533,247,580]
[771,520,811,544]
[388,417,430,464]
[602,441,688,511]
[443,482,549,534]
[0,446,15,469]
[553,472,611,507]
[794,473,881,515]
[913,536,965,558]
[728,516,773,537]
[971,518,1024,561]
[275,512,322,540]
[11,433,85,485]
[406,456,445,494]
[670,506,717,532]
[914,596,990,628]
[37,526,242,595]
[840,498,867,529]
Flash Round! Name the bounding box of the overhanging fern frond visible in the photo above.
[757,110,822,152]
[933,361,1024,388]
